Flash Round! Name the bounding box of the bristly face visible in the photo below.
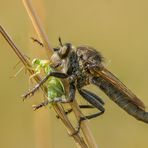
[76,46,104,70]
[51,42,75,68]
[53,43,74,59]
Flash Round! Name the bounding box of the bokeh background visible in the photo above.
[1,0,148,148]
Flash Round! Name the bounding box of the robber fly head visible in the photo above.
[51,38,76,67]
[53,39,74,59]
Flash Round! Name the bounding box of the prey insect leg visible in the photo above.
[32,99,49,110]
[22,72,68,99]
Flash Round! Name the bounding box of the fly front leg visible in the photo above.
[76,88,105,133]
[57,81,76,104]
[49,78,76,104]
[58,77,76,103]
[68,81,76,102]
[32,97,70,110]
[22,72,68,100]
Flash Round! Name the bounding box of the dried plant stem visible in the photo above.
[0,25,88,148]
[22,0,52,58]
[70,102,99,148]
[22,0,99,147]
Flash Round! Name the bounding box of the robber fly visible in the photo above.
[76,45,148,123]
[23,39,105,127]
[23,38,148,126]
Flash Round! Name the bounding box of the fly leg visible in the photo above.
[48,80,76,104]
[65,105,94,115]
[57,79,76,103]
[78,88,105,119]
[81,89,105,105]
[76,88,105,133]
[69,81,76,102]
[56,105,94,119]
[32,97,70,110]
[22,72,68,99]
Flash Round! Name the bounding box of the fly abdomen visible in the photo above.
[92,76,148,123]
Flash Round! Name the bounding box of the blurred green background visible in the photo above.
[1,0,148,148]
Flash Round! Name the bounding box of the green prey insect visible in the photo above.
[28,58,94,112]
[29,58,67,110]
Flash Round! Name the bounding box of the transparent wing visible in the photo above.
[92,67,145,109]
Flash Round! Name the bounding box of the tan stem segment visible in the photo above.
[22,0,99,147]
[0,25,88,148]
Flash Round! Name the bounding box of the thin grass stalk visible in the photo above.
[22,0,99,147]
[0,25,88,148]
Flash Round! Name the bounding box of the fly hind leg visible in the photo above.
[56,105,94,119]
[76,88,105,133]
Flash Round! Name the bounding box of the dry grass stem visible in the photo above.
[22,0,52,58]
[22,0,99,147]
[0,25,88,148]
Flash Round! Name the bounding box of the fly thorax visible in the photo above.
[77,74,89,88]
[65,51,79,76]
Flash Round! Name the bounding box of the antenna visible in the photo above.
[58,37,63,46]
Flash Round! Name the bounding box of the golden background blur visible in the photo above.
[0,0,148,148]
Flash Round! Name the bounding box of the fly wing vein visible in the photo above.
[93,67,145,110]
